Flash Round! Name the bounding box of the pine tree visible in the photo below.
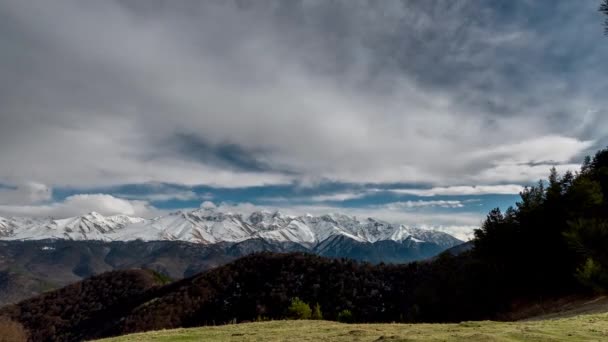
[311,303,323,320]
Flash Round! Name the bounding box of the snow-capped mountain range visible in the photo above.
[0,208,462,248]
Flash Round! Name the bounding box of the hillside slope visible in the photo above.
[0,269,167,342]
[97,314,608,342]
[0,252,497,341]
[0,237,458,306]
[0,250,603,341]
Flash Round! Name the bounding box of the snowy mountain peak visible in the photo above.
[0,209,463,248]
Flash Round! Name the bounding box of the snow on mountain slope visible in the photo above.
[0,217,12,237]
[144,209,256,243]
[0,208,463,248]
[5,212,147,241]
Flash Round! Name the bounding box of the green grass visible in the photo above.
[97,312,608,341]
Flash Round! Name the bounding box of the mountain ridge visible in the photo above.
[0,208,462,248]
[0,209,464,307]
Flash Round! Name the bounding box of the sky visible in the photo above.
[0,0,607,240]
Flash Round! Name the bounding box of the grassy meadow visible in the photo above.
[97,312,608,342]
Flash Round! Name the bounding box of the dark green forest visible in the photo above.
[475,148,608,298]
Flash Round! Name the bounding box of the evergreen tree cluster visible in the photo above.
[474,148,608,298]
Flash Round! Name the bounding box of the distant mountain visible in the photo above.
[442,241,474,256]
[0,210,463,306]
[0,208,462,248]
[0,236,457,306]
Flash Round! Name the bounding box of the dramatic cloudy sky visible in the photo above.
[0,0,606,239]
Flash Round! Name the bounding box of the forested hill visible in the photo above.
[473,147,608,299]
[4,147,608,342]
[0,252,499,342]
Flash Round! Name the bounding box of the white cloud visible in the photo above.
[0,0,606,191]
[0,194,161,218]
[471,136,594,165]
[309,192,368,202]
[475,163,583,185]
[258,191,369,203]
[200,201,216,209]
[387,185,524,197]
[117,190,213,202]
[384,200,465,209]
[0,182,52,205]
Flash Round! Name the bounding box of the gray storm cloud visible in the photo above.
[0,0,606,190]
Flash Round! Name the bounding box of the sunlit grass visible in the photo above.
[97,312,608,341]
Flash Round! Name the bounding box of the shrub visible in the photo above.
[575,258,608,293]
[0,317,28,342]
[311,303,323,320]
[337,309,354,323]
[287,298,312,319]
